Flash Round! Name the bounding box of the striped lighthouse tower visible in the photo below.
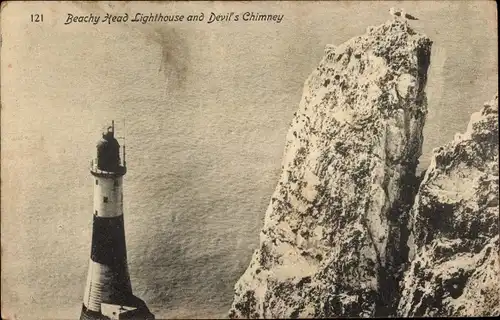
[81,121,154,320]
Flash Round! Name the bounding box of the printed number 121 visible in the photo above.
[31,14,43,22]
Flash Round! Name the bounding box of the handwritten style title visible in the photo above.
[64,12,285,25]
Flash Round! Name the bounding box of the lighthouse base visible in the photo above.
[80,294,155,320]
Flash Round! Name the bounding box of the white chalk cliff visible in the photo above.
[398,94,499,316]
[230,19,433,318]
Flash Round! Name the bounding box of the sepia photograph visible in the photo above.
[1,1,498,319]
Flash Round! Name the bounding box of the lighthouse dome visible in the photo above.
[96,127,121,172]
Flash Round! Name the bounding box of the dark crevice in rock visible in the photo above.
[375,40,432,316]
[376,160,423,317]
[416,45,432,104]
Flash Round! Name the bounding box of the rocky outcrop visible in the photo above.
[229,19,432,318]
[398,94,499,317]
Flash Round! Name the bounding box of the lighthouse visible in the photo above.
[80,121,154,320]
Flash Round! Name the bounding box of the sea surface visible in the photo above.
[1,1,497,319]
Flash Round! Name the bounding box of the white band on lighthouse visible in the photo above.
[93,176,123,218]
[83,259,132,312]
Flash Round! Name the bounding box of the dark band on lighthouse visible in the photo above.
[90,215,128,266]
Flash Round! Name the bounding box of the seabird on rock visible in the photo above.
[390,7,419,20]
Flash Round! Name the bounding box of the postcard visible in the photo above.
[1,1,498,319]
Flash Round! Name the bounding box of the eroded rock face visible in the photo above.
[398,94,499,317]
[229,20,432,318]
